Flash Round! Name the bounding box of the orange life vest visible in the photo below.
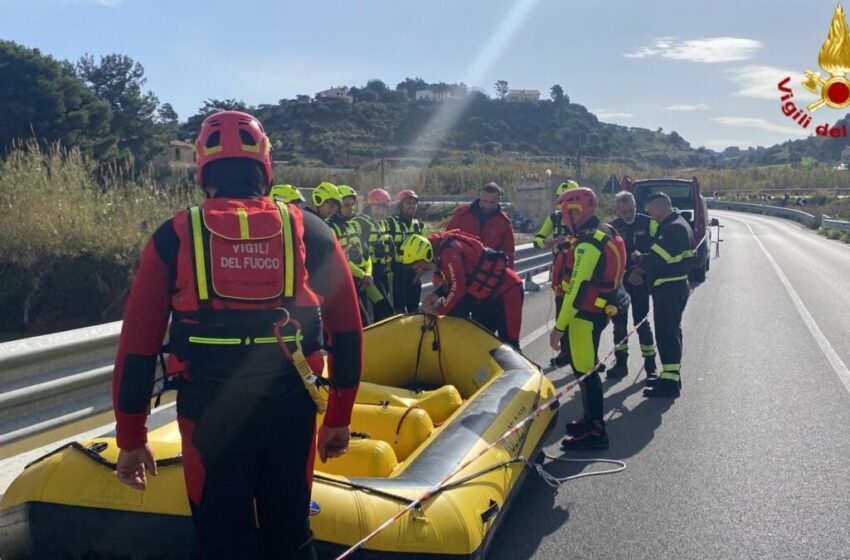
[434,230,509,300]
[554,225,627,317]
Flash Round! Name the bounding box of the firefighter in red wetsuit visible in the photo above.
[112,111,362,560]
[548,187,627,450]
[400,231,524,348]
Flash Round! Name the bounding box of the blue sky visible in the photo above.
[1,0,844,151]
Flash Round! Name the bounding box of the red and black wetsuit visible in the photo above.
[112,197,361,559]
[431,231,523,348]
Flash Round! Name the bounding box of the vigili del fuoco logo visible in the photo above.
[779,3,850,137]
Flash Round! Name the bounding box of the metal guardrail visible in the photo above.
[706,199,820,228]
[0,322,122,446]
[708,199,850,233]
[822,215,850,233]
[418,195,513,203]
[0,243,553,448]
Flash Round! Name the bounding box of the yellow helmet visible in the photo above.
[337,184,357,199]
[400,234,433,264]
[556,180,580,196]
[312,182,342,206]
[269,183,304,203]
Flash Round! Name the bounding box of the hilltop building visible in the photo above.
[316,87,353,104]
[506,89,541,102]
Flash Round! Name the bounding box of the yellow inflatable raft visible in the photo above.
[0,315,557,559]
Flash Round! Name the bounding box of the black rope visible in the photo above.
[413,318,428,386]
[312,474,416,506]
[430,316,447,385]
[433,457,525,494]
[26,441,183,471]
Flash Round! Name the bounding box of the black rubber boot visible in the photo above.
[550,352,571,368]
[643,378,680,398]
[294,535,319,560]
[564,416,591,437]
[644,356,659,385]
[561,420,609,450]
[606,351,629,379]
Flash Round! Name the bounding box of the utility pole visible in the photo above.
[380,147,385,188]
[576,132,583,181]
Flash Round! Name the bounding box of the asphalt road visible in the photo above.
[490,210,850,560]
[2,211,849,559]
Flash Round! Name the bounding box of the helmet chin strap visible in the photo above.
[564,209,582,234]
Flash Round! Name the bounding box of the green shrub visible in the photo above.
[0,142,194,333]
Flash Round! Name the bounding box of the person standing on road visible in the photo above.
[606,191,658,381]
[333,185,394,324]
[446,182,516,268]
[400,231,524,348]
[387,189,429,314]
[352,188,396,321]
[548,187,627,450]
[535,180,580,368]
[112,111,363,560]
[631,192,695,398]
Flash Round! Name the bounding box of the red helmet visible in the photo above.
[396,189,419,203]
[558,187,598,233]
[195,111,273,187]
[368,188,392,205]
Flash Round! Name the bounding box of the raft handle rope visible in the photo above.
[274,308,329,413]
[313,474,417,506]
[26,440,183,471]
[333,316,649,560]
[413,313,447,385]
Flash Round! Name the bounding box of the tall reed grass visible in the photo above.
[0,141,195,267]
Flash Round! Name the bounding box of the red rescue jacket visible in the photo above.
[446,202,516,268]
[431,230,521,315]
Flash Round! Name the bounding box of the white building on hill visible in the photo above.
[317,87,353,104]
[506,89,540,102]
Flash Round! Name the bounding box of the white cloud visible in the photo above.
[712,116,811,136]
[592,109,635,120]
[728,65,819,100]
[64,0,124,5]
[664,103,710,111]
[625,37,761,63]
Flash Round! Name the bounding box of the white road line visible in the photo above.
[518,270,555,349]
[520,322,554,350]
[714,209,850,252]
[745,222,850,396]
